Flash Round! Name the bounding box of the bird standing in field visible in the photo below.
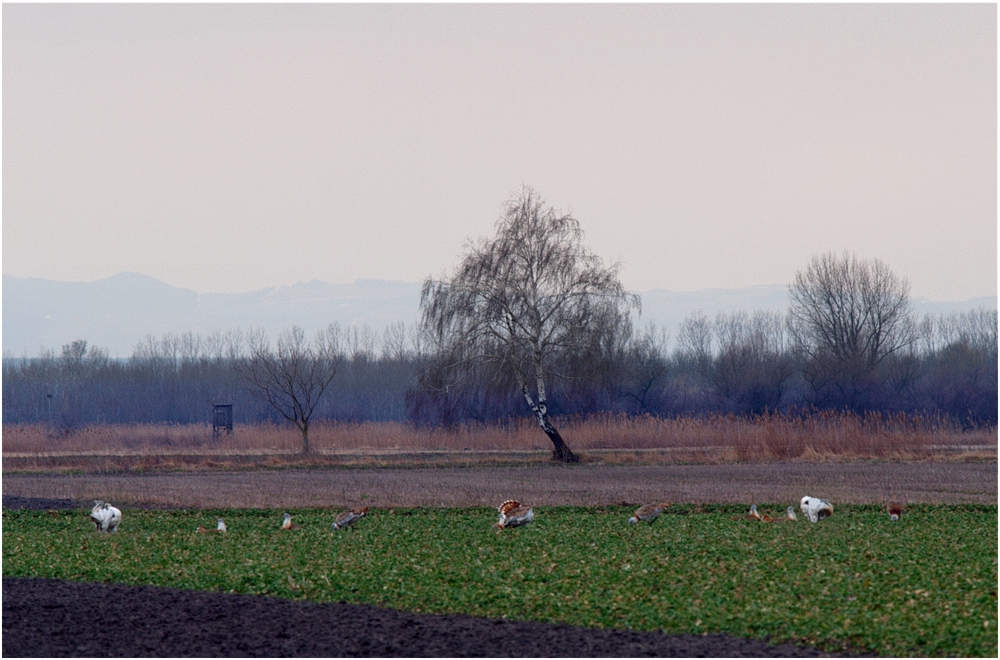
[89,500,122,533]
[741,504,797,523]
[732,505,761,522]
[198,518,227,533]
[887,502,904,521]
[800,496,833,523]
[495,499,534,529]
[760,506,798,523]
[280,513,299,531]
[628,502,671,525]
[332,507,368,530]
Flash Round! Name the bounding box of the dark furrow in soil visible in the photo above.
[3,577,855,658]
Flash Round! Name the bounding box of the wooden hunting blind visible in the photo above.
[212,404,233,437]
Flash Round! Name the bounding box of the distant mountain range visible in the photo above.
[2,273,995,358]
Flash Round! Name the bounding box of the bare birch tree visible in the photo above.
[231,324,344,453]
[420,187,639,462]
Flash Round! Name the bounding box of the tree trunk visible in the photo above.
[521,381,579,463]
[542,421,579,463]
[299,422,311,454]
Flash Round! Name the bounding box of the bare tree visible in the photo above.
[62,339,89,362]
[789,252,915,366]
[344,324,378,363]
[177,331,202,365]
[788,251,915,404]
[677,310,713,375]
[420,187,639,462]
[231,325,344,454]
[710,310,792,412]
[619,323,673,413]
[381,321,409,362]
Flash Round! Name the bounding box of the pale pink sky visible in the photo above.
[3,4,996,300]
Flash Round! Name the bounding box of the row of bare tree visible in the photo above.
[4,303,992,424]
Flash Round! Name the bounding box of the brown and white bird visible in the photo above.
[628,502,670,525]
[280,512,299,531]
[800,496,833,523]
[887,502,904,521]
[739,504,799,523]
[495,499,534,529]
[733,505,762,522]
[89,500,122,534]
[198,518,227,533]
[759,506,799,523]
[332,507,368,530]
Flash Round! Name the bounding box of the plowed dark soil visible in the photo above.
[3,577,841,658]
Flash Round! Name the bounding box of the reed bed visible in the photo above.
[2,412,995,469]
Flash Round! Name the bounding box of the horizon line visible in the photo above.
[4,271,996,304]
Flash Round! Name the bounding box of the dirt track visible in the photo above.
[3,461,995,510]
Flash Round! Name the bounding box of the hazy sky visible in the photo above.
[3,4,996,301]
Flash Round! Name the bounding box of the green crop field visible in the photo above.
[3,504,996,657]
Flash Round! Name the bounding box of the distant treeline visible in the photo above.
[2,308,996,429]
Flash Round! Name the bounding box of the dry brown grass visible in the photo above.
[2,412,995,473]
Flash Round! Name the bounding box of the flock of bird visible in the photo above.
[90,497,905,535]
[276,508,370,532]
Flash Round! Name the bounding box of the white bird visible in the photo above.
[280,512,299,531]
[628,502,671,525]
[332,507,368,530]
[495,499,534,529]
[800,496,833,523]
[887,502,904,521]
[89,500,122,533]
